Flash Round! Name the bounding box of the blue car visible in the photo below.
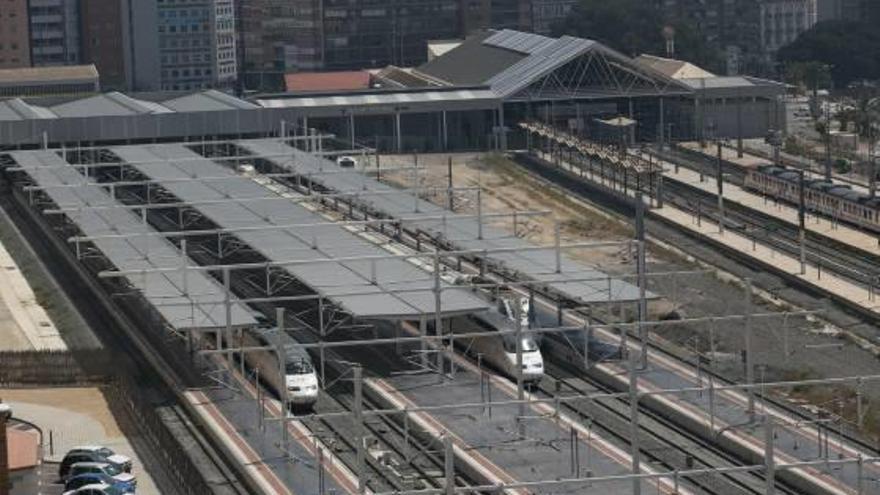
[65,472,136,493]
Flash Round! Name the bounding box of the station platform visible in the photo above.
[185,365,362,495]
[653,152,880,257]
[368,339,691,495]
[0,236,65,351]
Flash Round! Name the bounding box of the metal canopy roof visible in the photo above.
[483,29,556,55]
[256,89,500,111]
[11,150,257,331]
[161,90,260,112]
[240,139,650,304]
[50,92,174,118]
[109,143,489,320]
[488,36,597,98]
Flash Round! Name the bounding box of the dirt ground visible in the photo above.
[378,151,880,440]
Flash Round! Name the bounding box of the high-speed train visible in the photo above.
[449,293,545,382]
[235,327,320,408]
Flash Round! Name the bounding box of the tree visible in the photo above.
[778,21,880,89]
[555,0,718,70]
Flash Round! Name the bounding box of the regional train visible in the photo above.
[744,164,880,232]
[234,326,320,408]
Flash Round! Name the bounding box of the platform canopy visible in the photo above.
[241,139,653,304]
[108,143,491,321]
[10,150,257,332]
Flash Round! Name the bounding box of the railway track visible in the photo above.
[650,146,880,288]
[309,185,795,494]
[538,360,796,495]
[508,149,880,475]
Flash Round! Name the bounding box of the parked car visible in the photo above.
[336,156,357,168]
[67,462,136,491]
[65,473,135,493]
[59,449,131,480]
[67,446,132,472]
[62,483,132,495]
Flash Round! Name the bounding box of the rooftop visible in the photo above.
[634,54,715,79]
[0,64,98,86]
[285,71,373,93]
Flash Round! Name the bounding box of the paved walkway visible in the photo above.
[0,239,65,351]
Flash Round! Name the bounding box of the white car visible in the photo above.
[336,156,357,168]
[67,446,132,472]
[63,482,132,495]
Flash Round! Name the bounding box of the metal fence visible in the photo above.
[103,376,218,495]
[0,350,110,386]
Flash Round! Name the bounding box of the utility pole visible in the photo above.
[798,170,807,275]
[870,129,877,198]
[636,189,648,370]
[745,279,756,423]
[824,102,833,181]
[737,86,744,158]
[354,364,366,494]
[717,141,725,234]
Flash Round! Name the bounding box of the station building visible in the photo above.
[0,30,785,153]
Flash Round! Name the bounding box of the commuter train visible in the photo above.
[744,164,880,233]
[447,292,545,382]
[235,327,320,408]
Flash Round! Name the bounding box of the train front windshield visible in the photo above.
[503,337,539,353]
[286,358,314,375]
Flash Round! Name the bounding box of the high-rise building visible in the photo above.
[80,0,127,89]
[239,0,461,88]
[0,0,31,69]
[531,0,577,35]
[655,0,764,75]
[28,0,80,66]
[79,0,238,92]
[157,0,237,91]
[816,0,869,21]
[488,0,532,30]
[760,0,818,58]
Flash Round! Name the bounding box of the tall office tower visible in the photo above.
[28,0,80,65]
[531,0,577,34]
[80,0,127,89]
[458,0,537,33]
[238,0,461,86]
[816,0,869,21]
[760,0,818,58]
[80,0,237,91]
[157,0,237,90]
[0,0,31,68]
[655,0,763,75]
[238,0,323,86]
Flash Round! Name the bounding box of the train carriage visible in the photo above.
[744,165,880,233]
